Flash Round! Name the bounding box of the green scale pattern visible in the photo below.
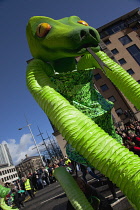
[50,69,122,165]
[26,15,140,209]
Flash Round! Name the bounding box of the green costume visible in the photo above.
[26,16,140,209]
[50,67,121,165]
[0,185,18,210]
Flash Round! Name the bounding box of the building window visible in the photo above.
[127,45,140,66]
[94,73,102,80]
[108,96,116,102]
[115,108,123,116]
[127,69,135,75]
[111,48,119,55]
[104,39,111,45]
[100,20,127,38]
[119,35,132,45]
[100,84,109,92]
[118,58,126,65]
[100,31,109,39]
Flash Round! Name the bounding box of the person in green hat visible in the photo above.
[0,184,18,210]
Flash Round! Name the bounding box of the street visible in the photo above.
[23,174,134,210]
[23,182,68,210]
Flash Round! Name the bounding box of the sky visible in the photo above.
[0,0,140,165]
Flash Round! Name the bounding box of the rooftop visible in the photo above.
[16,155,41,166]
[97,7,140,32]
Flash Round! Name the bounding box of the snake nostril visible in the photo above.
[80,29,97,40]
[89,29,96,38]
[80,30,87,39]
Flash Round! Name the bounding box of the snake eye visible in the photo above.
[36,23,51,38]
[77,20,89,26]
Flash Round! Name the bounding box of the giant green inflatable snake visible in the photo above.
[26,16,140,209]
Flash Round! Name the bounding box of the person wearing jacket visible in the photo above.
[11,189,25,209]
[22,177,35,199]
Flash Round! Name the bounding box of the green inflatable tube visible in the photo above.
[54,167,93,210]
[26,58,140,209]
[78,51,140,110]
[26,16,140,209]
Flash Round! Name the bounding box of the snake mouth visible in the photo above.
[81,43,99,48]
[76,42,100,54]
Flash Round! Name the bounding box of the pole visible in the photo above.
[21,116,45,167]
[46,131,58,159]
[37,126,52,160]
[52,136,63,158]
[52,137,60,158]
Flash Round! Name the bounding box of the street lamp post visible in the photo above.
[18,118,45,167]
[46,131,58,159]
[37,126,52,160]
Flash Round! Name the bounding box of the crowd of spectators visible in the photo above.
[2,122,140,209]
[3,155,109,209]
[2,156,74,209]
[116,120,140,157]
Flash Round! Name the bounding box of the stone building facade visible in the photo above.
[15,155,43,177]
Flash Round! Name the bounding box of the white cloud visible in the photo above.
[2,133,42,165]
